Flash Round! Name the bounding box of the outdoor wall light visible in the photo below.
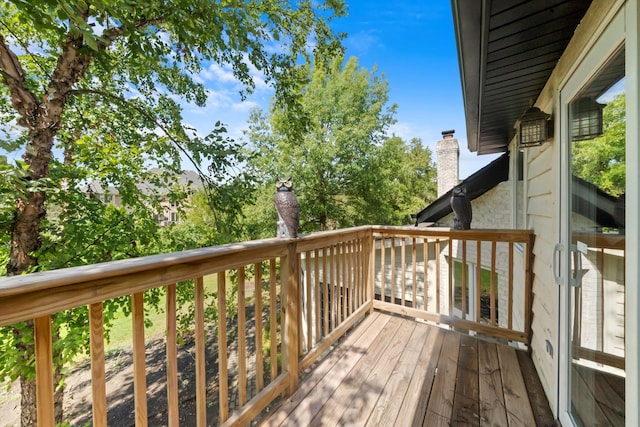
[517,106,551,148]
[571,97,604,141]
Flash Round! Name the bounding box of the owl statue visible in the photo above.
[451,184,472,230]
[274,176,300,238]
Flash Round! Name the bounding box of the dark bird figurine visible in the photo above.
[274,176,300,238]
[451,184,472,230]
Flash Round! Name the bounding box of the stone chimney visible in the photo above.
[436,130,459,197]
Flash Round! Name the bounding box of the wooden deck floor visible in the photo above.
[263,311,555,427]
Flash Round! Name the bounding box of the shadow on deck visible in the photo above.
[263,311,555,427]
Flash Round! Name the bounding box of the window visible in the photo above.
[452,260,498,322]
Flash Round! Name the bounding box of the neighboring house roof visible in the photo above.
[413,153,509,225]
[451,0,593,154]
[89,170,203,195]
[414,154,624,229]
[572,175,624,229]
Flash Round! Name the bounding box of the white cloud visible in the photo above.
[346,30,383,56]
[232,100,260,112]
[388,122,414,140]
[199,63,237,84]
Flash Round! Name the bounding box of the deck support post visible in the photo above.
[282,241,300,393]
[365,230,375,313]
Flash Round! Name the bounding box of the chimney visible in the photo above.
[436,130,459,197]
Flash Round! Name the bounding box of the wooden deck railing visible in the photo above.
[371,226,535,346]
[0,226,533,426]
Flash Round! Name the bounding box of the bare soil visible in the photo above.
[0,307,271,427]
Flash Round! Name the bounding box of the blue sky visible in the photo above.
[188,0,500,179]
[3,1,499,179]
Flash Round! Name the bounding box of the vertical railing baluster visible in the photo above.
[476,240,482,323]
[328,245,335,331]
[348,240,354,315]
[314,249,321,342]
[283,243,299,393]
[412,238,417,309]
[34,315,55,427]
[435,239,441,314]
[525,235,534,344]
[423,239,428,311]
[342,241,347,321]
[448,239,453,316]
[322,247,329,335]
[367,232,375,312]
[164,286,178,427]
[305,252,312,353]
[89,302,108,427]
[380,235,386,303]
[390,238,396,304]
[218,272,229,422]
[132,292,148,427]
[462,239,467,320]
[401,238,406,306]
[269,260,277,381]
[238,267,247,406]
[297,253,303,356]
[195,277,206,425]
[254,263,264,393]
[508,241,514,330]
[491,241,497,325]
[357,238,362,309]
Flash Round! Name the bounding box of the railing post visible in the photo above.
[366,229,375,313]
[282,241,300,393]
[525,233,536,348]
[34,315,55,427]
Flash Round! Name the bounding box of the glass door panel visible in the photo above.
[566,46,625,427]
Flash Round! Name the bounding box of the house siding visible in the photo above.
[526,142,559,411]
[522,0,623,416]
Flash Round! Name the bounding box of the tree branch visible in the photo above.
[0,34,39,126]
[69,88,206,177]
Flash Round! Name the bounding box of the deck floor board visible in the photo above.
[263,312,555,427]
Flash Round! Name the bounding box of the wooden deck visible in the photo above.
[263,311,555,427]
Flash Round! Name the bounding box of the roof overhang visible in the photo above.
[451,0,593,154]
[414,153,509,225]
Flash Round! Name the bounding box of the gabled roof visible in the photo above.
[451,0,593,154]
[414,153,509,224]
[414,156,624,228]
[572,175,624,229]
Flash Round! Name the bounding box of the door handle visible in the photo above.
[569,244,584,288]
[553,243,563,285]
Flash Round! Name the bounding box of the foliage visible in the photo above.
[572,93,625,196]
[375,136,437,224]
[244,54,409,234]
[0,1,345,424]
[243,55,437,235]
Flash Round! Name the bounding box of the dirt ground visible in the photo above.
[0,308,273,427]
[1,334,212,427]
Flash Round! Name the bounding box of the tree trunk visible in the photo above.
[20,377,37,427]
[15,320,37,427]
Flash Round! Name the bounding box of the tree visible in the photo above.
[244,55,398,234]
[0,1,345,424]
[375,136,437,224]
[572,93,625,196]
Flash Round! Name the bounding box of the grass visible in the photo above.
[103,274,219,353]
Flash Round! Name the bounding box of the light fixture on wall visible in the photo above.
[571,97,605,141]
[517,106,552,148]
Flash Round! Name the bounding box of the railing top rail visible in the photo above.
[371,225,535,242]
[0,237,293,297]
[0,225,534,326]
[0,225,534,297]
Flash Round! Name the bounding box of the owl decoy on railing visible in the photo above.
[451,184,472,230]
[274,176,300,238]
